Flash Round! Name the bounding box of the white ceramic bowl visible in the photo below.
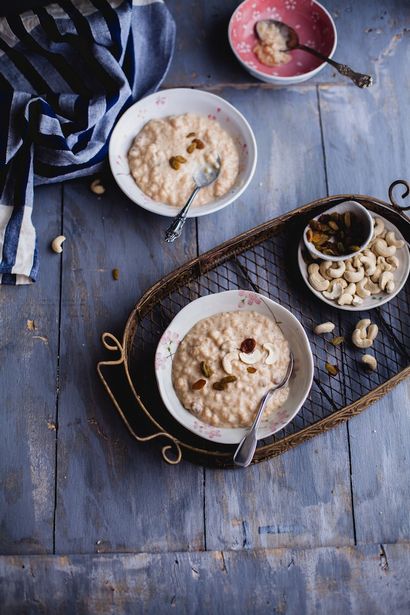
[303,201,374,262]
[155,290,314,445]
[109,88,257,218]
[228,0,337,86]
[298,212,410,311]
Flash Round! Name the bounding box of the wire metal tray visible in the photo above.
[98,181,410,467]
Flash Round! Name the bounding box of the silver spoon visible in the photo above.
[255,20,373,89]
[164,156,221,243]
[233,352,294,468]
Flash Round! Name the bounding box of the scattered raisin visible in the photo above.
[186,132,196,138]
[247,367,257,374]
[169,157,180,170]
[330,336,344,346]
[112,268,120,280]
[187,142,196,154]
[325,362,339,377]
[175,155,187,164]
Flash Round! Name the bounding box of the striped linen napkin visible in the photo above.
[0,0,175,285]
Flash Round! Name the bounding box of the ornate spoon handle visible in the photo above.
[297,44,373,88]
[164,186,201,243]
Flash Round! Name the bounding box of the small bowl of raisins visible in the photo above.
[303,201,373,261]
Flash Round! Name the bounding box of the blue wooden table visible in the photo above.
[1,1,410,612]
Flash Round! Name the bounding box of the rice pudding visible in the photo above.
[128,113,240,207]
[254,21,292,66]
[172,310,290,428]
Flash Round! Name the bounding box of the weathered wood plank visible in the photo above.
[197,86,354,549]
[1,544,409,614]
[164,0,405,90]
[318,26,410,544]
[53,175,204,553]
[0,185,61,554]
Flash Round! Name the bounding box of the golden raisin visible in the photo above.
[192,379,206,391]
[187,143,196,154]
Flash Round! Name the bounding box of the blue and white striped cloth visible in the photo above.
[0,0,175,285]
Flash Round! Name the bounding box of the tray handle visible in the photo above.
[388,179,410,212]
[97,332,182,465]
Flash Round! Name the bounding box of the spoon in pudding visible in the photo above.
[165,156,221,243]
[233,352,294,468]
[255,19,373,88]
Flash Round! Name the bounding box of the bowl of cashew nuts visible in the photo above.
[298,211,410,311]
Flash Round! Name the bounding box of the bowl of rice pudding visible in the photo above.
[228,0,337,86]
[109,88,257,218]
[155,291,313,445]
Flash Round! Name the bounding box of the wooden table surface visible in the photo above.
[1,1,410,613]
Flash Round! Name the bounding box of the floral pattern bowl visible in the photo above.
[109,88,257,218]
[155,290,314,445]
[228,0,337,85]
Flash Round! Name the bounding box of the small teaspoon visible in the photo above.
[233,353,294,468]
[165,156,221,243]
[255,19,373,89]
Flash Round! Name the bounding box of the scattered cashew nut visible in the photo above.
[90,178,106,195]
[365,279,381,294]
[319,261,333,280]
[352,319,378,348]
[362,354,377,371]
[51,235,66,253]
[314,322,335,335]
[386,255,399,270]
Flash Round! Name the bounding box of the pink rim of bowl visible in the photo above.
[228,0,337,83]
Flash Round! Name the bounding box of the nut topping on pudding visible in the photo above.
[128,113,239,207]
[172,310,290,428]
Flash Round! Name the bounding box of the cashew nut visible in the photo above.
[386,280,395,293]
[352,320,378,348]
[372,217,385,237]
[323,281,345,300]
[239,349,263,365]
[314,322,335,335]
[319,261,333,280]
[352,295,363,306]
[352,254,362,269]
[379,271,394,292]
[345,283,357,295]
[222,351,238,375]
[51,235,66,253]
[338,293,354,306]
[373,238,396,258]
[328,262,346,278]
[360,251,377,276]
[385,231,405,249]
[344,266,365,283]
[356,278,371,298]
[308,264,330,292]
[263,343,279,365]
[386,255,399,270]
[361,354,377,371]
[90,178,106,195]
[365,279,381,294]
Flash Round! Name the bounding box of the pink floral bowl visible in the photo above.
[228,0,337,85]
[155,290,314,445]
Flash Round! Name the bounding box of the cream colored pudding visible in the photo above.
[128,113,240,207]
[172,310,290,428]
